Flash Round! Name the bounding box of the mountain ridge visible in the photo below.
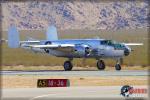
[1,0,149,30]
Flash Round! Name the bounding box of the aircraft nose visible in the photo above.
[124,46,131,56]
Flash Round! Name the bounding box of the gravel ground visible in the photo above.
[1,75,148,88]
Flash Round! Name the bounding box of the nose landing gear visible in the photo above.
[115,59,122,71]
[115,64,121,70]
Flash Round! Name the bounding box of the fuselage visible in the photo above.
[26,39,130,59]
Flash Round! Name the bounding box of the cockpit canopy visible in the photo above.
[101,40,125,49]
[101,40,114,45]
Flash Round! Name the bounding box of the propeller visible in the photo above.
[82,57,87,66]
[44,41,52,53]
[82,47,92,66]
[120,58,124,65]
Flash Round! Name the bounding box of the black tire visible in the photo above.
[97,60,105,70]
[115,64,121,71]
[64,61,73,71]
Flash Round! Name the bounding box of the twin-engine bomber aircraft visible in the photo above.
[8,25,143,71]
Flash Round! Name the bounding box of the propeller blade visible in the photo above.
[82,58,87,66]
[120,58,123,65]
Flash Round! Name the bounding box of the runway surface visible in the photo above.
[2,86,148,100]
[1,71,149,99]
[1,70,148,76]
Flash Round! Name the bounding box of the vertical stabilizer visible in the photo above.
[8,25,20,48]
[46,25,58,41]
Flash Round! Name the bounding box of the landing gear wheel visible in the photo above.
[64,61,73,71]
[97,60,105,70]
[115,64,121,71]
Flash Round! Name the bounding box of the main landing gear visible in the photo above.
[96,59,121,71]
[63,58,73,71]
[63,58,122,71]
[97,60,105,70]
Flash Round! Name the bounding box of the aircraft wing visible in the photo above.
[124,43,143,46]
[20,41,40,44]
[24,44,75,52]
[27,44,75,48]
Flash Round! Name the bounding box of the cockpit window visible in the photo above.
[101,40,114,46]
[101,40,125,49]
[101,40,107,45]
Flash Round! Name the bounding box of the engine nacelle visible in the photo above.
[44,41,52,53]
[73,45,91,57]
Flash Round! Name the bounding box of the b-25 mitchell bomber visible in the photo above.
[7,25,143,71]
